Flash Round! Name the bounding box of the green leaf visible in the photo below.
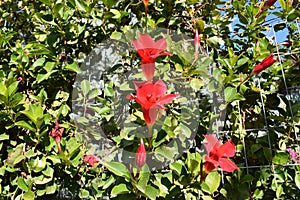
[174,123,192,138]
[15,121,36,132]
[7,81,19,97]
[236,57,249,68]
[110,31,122,40]
[0,133,9,141]
[33,157,47,172]
[6,143,24,167]
[144,185,159,200]
[287,10,299,21]
[224,87,245,103]
[273,152,289,165]
[23,191,35,200]
[170,161,184,176]
[66,137,81,159]
[295,173,300,189]
[43,62,56,73]
[204,171,220,194]
[190,78,205,91]
[42,165,54,177]
[155,146,176,160]
[65,62,81,73]
[102,0,119,8]
[47,155,61,165]
[45,184,57,194]
[89,106,111,115]
[104,162,131,181]
[276,185,284,198]
[196,19,205,33]
[81,80,90,96]
[207,36,224,48]
[33,175,52,185]
[111,184,129,196]
[102,175,115,189]
[17,177,29,192]
[238,13,248,24]
[136,165,150,193]
[36,70,58,84]
[75,0,90,13]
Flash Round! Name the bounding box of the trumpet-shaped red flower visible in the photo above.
[135,138,146,168]
[127,80,179,129]
[255,0,277,18]
[253,54,277,74]
[84,155,100,167]
[142,0,149,7]
[49,120,64,153]
[131,33,171,81]
[203,134,238,173]
[49,120,64,143]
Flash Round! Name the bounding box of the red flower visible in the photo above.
[84,155,100,167]
[127,80,179,129]
[49,120,64,153]
[255,0,277,18]
[203,134,238,173]
[142,0,149,7]
[135,138,146,168]
[131,33,171,81]
[253,54,277,74]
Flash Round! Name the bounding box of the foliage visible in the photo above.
[0,0,300,199]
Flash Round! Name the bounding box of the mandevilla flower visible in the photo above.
[49,120,64,152]
[142,0,149,7]
[84,155,100,167]
[242,54,277,83]
[255,0,277,18]
[252,54,277,74]
[127,80,179,132]
[203,134,238,173]
[135,138,146,168]
[131,33,172,81]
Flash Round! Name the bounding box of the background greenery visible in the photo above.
[0,0,300,199]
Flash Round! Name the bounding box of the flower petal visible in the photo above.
[204,161,217,173]
[219,158,238,172]
[141,63,155,81]
[203,134,219,154]
[154,38,167,51]
[158,94,179,105]
[142,107,157,126]
[218,139,236,157]
[154,80,167,96]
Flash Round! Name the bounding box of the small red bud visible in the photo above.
[253,54,277,74]
[135,138,146,168]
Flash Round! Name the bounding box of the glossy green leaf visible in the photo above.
[273,152,289,165]
[23,191,35,200]
[295,173,300,189]
[204,171,220,194]
[104,162,131,181]
[17,177,28,192]
[111,184,129,196]
[81,80,90,96]
[224,86,245,103]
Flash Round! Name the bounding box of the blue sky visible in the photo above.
[229,1,289,44]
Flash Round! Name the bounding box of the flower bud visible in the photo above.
[253,54,277,74]
[135,138,146,168]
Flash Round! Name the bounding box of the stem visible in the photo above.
[144,5,148,31]
[147,125,153,150]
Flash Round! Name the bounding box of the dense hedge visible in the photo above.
[0,0,300,199]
